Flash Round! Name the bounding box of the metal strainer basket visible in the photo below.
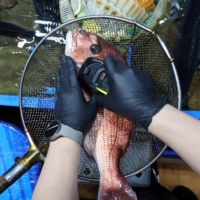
[19,16,181,181]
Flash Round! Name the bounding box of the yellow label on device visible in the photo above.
[96,87,107,95]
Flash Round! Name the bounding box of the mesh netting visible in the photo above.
[20,16,180,180]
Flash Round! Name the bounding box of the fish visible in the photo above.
[0,0,17,9]
[65,28,137,200]
[65,28,125,68]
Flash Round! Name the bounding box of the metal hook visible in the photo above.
[17,37,35,48]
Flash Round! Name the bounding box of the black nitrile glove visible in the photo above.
[95,55,166,129]
[54,55,98,133]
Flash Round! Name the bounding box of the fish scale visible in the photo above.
[84,109,136,200]
[65,28,137,199]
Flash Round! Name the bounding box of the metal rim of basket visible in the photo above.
[19,15,182,178]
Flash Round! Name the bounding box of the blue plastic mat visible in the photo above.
[0,121,41,200]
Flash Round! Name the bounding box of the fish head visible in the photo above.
[65,28,125,69]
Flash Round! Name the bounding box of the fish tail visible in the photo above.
[98,176,137,200]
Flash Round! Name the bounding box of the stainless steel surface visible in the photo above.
[4,163,25,184]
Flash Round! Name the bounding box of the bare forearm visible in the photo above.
[32,138,81,200]
[148,104,200,175]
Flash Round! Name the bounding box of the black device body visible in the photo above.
[44,120,61,139]
[78,57,109,95]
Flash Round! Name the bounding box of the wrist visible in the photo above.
[44,120,83,145]
[140,97,166,129]
[148,104,168,131]
[49,137,81,152]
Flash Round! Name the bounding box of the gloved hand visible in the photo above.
[95,55,166,129]
[54,55,98,133]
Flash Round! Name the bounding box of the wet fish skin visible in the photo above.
[65,28,137,200]
[65,28,125,68]
[84,108,137,200]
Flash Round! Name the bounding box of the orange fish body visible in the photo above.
[65,28,137,200]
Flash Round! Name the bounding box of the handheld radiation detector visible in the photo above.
[78,57,109,95]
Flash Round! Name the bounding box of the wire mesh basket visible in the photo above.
[19,16,181,181]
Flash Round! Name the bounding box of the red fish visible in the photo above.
[65,28,137,200]
[65,28,125,68]
[0,0,18,8]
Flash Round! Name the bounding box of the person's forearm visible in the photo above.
[149,104,200,175]
[31,137,81,200]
